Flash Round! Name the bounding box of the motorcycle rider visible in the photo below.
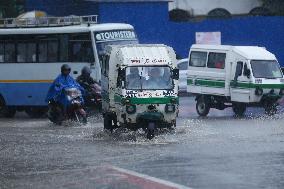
[76,66,98,88]
[77,66,101,108]
[46,64,84,109]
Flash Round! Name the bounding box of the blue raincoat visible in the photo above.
[46,74,85,108]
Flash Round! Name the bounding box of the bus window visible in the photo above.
[69,32,93,63]
[59,34,68,62]
[5,43,16,63]
[71,42,93,62]
[17,43,26,63]
[0,43,3,62]
[27,43,36,62]
[38,41,47,62]
[48,40,58,62]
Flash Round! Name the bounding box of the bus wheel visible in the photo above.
[264,104,277,116]
[25,108,47,118]
[232,103,246,117]
[104,114,113,132]
[196,96,210,117]
[1,108,16,118]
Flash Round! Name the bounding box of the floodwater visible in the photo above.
[1,97,284,189]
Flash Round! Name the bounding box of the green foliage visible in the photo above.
[261,0,284,15]
[0,0,25,18]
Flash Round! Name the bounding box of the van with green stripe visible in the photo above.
[187,44,284,116]
[101,44,179,139]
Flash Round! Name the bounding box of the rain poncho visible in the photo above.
[46,74,85,107]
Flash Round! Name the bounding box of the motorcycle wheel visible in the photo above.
[74,110,87,124]
[47,106,63,125]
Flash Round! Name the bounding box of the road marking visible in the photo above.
[10,165,193,189]
[109,165,193,189]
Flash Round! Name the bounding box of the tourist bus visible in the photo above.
[0,15,138,118]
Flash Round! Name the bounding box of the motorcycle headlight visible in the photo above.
[66,88,81,98]
[255,87,263,96]
[165,104,175,113]
[126,105,136,114]
[280,89,284,96]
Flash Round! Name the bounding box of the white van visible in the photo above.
[187,44,284,116]
[101,44,179,139]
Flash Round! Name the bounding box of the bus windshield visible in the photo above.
[126,66,173,90]
[94,30,138,56]
[250,60,283,79]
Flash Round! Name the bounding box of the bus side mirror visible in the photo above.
[244,64,251,78]
[172,68,179,80]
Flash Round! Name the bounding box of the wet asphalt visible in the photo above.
[1,96,284,189]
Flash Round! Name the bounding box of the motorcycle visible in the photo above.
[82,82,102,112]
[47,86,87,125]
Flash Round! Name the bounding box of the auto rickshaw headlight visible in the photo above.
[280,89,284,96]
[126,105,136,114]
[165,104,175,113]
[125,99,131,104]
[255,87,263,96]
[170,98,177,104]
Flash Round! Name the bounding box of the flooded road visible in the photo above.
[1,97,284,189]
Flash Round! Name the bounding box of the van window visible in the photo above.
[207,52,226,69]
[189,51,207,67]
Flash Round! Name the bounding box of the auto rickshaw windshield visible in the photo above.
[125,66,173,90]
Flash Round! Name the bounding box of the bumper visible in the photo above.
[134,111,174,129]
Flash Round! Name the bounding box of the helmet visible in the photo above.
[81,66,92,76]
[61,64,71,75]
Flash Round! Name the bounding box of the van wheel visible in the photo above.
[232,103,246,117]
[1,108,16,118]
[196,96,210,117]
[104,114,113,132]
[264,104,277,116]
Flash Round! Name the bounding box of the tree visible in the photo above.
[0,0,25,18]
[261,0,284,15]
